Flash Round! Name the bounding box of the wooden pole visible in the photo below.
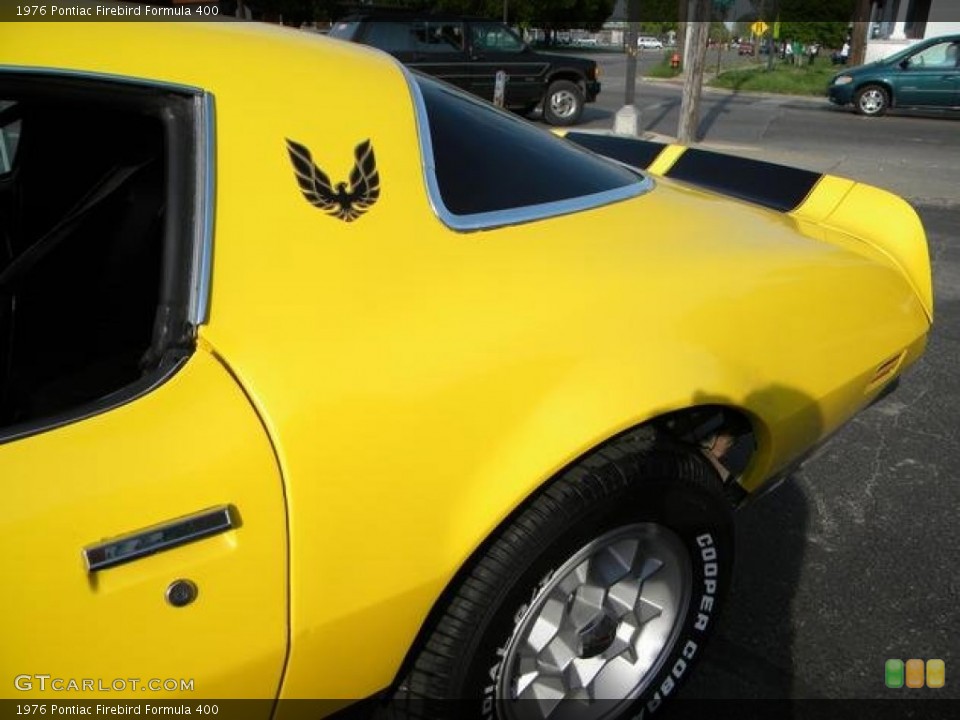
[624,0,640,106]
[614,0,642,135]
[677,0,688,73]
[677,0,711,144]
[850,0,871,67]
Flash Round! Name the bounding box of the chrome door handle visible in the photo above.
[83,505,239,572]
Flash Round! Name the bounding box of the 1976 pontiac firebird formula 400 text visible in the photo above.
[0,17,932,720]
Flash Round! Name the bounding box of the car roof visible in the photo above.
[1,18,404,96]
[907,33,960,48]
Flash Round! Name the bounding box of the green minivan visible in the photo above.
[827,34,960,116]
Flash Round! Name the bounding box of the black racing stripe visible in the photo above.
[665,149,822,212]
[563,133,666,170]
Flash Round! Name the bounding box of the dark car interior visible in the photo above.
[0,78,200,440]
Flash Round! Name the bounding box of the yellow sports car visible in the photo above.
[0,17,932,720]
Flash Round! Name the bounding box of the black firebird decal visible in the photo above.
[285,138,380,222]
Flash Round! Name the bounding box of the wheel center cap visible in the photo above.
[577,612,618,659]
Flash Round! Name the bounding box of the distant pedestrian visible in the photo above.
[832,41,850,65]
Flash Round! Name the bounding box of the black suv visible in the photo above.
[329,11,601,126]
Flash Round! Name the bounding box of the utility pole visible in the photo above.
[677,0,688,75]
[677,0,711,144]
[765,0,779,71]
[614,0,642,135]
[850,0,871,66]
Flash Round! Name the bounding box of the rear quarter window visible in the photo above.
[412,74,644,225]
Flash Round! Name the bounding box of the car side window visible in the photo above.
[413,22,464,53]
[0,75,206,442]
[361,21,414,53]
[471,23,524,53]
[906,41,959,68]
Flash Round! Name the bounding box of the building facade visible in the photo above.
[866,0,960,61]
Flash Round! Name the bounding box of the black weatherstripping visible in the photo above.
[665,149,822,212]
[564,133,666,170]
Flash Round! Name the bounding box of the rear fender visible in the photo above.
[559,132,933,322]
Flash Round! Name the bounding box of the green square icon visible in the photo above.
[886,659,905,688]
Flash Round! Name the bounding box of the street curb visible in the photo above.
[640,75,826,104]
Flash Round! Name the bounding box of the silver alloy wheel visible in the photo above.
[496,523,693,720]
[549,89,579,119]
[859,88,886,115]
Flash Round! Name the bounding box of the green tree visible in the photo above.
[777,21,847,47]
[777,0,854,22]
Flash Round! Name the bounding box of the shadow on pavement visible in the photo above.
[577,105,615,125]
[642,98,680,135]
[696,93,737,142]
[679,476,813,699]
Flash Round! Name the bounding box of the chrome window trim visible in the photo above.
[401,68,653,232]
[189,92,215,326]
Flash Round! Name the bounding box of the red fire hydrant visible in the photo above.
[670,52,680,69]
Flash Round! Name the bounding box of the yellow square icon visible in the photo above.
[906,659,925,688]
[926,659,945,689]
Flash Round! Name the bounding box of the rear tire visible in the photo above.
[395,428,734,720]
[543,80,585,126]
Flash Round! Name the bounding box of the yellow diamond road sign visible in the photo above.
[751,21,769,35]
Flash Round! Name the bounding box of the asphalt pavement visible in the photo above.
[553,51,960,702]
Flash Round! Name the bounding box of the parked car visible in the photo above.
[738,42,754,55]
[828,34,960,116]
[329,9,601,126]
[1,19,932,719]
[637,36,664,50]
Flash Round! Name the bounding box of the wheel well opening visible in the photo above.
[649,404,757,504]
[548,72,585,90]
[387,405,756,698]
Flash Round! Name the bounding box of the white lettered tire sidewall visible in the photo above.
[397,437,734,720]
[466,470,733,720]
